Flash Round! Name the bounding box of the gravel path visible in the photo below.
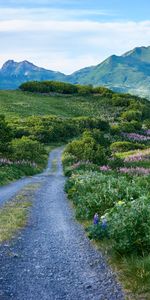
[0,149,125,300]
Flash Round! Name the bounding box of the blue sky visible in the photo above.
[0,0,150,73]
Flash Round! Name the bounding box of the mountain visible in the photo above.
[0,60,66,89]
[68,46,150,98]
[0,46,150,98]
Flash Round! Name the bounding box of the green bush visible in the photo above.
[108,198,150,255]
[118,121,142,133]
[0,115,12,156]
[65,135,107,165]
[110,141,145,152]
[108,157,124,169]
[11,137,46,164]
[121,110,142,122]
[20,81,78,94]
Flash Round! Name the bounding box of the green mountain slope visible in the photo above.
[68,46,150,98]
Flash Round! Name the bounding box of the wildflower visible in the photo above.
[117,200,125,206]
[100,165,111,171]
[93,213,99,225]
[101,216,107,230]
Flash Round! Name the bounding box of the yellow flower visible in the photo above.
[117,200,125,206]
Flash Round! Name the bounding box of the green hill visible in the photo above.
[69,46,150,98]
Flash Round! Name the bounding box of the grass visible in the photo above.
[0,90,122,121]
[81,220,150,300]
[0,183,40,243]
[0,142,64,187]
[0,164,41,186]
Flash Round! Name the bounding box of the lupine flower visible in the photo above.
[124,148,150,162]
[122,132,150,141]
[0,158,37,168]
[100,165,112,171]
[71,160,90,170]
[101,216,107,230]
[145,129,150,136]
[119,167,150,175]
[93,213,99,225]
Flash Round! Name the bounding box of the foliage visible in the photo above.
[65,134,107,165]
[121,109,142,122]
[110,141,145,152]
[108,156,125,169]
[108,198,150,255]
[20,80,78,94]
[65,171,149,220]
[0,115,12,156]
[11,137,46,164]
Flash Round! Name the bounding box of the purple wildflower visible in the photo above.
[100,165,111,171]
[119,167,150,175]
[122,132,150,142]
[93,213,99,225]
[101,217,107,230]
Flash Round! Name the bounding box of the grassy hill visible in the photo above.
[0,89,150,121]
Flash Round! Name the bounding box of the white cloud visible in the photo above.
[0,18,150,73]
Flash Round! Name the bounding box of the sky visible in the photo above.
[0,0,150,74]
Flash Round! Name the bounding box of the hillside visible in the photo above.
[69,46,150,98]
[0,46,150,98]
[1,88,150,121]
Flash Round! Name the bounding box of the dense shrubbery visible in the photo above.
[11,137,46,164]
[121,109,142,122]
[20,81,78,94]
[108,198,150,255]
[65,170,149,219]
[9,116,110,144]
[65,130,109,165]
[110,141,145,152]
[0,115,12,157]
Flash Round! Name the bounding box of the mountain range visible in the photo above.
[0,46,150,98]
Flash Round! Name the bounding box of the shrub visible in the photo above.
[108,157,125,169]
[110,141,145,153]
[0,115,12,156]
[11,137,46,164]
[76,85,93,95]
[121,110,142,122]
[20,81,78,94]
[118,121,142,133]
[65,136,107,165]
[108,198,150,255]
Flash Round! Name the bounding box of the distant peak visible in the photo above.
[123,45,150,57]
[1,59,17,70]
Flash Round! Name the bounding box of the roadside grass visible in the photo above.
[0,183,39,243]
[82,220,150,300]
[0,142,64,187]
[0,164,41,187]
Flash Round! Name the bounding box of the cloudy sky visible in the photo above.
[0,0,150,73]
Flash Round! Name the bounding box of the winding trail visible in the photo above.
[0,149,125,300]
